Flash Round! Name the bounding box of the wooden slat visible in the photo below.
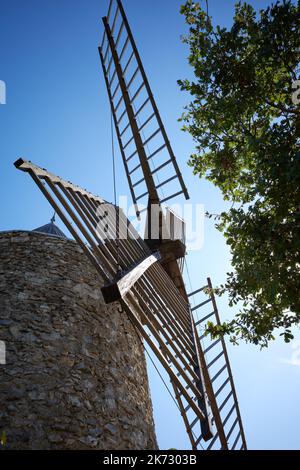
[14,159,105,204]
[133,281,197,373]
[231,430,241,450]
[207,278,247,450]
[211,365,227,383]
[99,48,139,214]
[173,385,197,450]
[138,275,196,361]
[103,16,159,207]
[219,391,233,412]
[102,252,160,303]
[122,293,206,421]
[195,311,215,326]
[226,417,239,441]
[100,0,190,221]
[192,298,211,311]
[222,404,235,427]
[203,339,221,355]
[188,286,208,297]
[115,0,189,202]
[207,351,224,369]
[215,377,230,398]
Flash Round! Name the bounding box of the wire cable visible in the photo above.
[109,51,121,272]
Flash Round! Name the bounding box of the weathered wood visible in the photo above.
[133,282,198,380]
[189,313,215,442]
[14,159,106,205]
[172,384,197,450]
[102,17,159,207]
[102,252,161,303]
[207,278,247,450]
[116,0,189,201]
[99,47,140,218]
[139,274,195,355]
[122,293,206,421]
[24,169,110,282]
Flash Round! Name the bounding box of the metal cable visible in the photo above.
[109,51,121,272]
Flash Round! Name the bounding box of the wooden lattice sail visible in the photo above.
[15,159,247,450]
[99,0,189,219]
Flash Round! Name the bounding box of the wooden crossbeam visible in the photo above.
[14,158,106,205]
[101,252,161,303]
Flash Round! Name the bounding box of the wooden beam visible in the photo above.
[102,252,161,303]
[122,294,206,421]
[14,158,107,206]
[207,277,247,450]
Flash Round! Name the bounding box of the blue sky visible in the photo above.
[1,0,299,450]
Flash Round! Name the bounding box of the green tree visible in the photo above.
[179,0,300,346]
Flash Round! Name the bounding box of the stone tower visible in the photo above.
[0,229,157,450]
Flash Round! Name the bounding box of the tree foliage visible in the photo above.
[179,0,300,346]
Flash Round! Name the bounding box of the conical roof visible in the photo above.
[33,215,67,239]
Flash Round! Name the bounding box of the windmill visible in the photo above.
[14,0,247,451]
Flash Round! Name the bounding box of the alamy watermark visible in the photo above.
[0,80,6,105]
[0,341,6,365]
[95,197,205,251]
[280,338,300,366]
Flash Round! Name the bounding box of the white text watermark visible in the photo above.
[0,80,6,105]
[95,197,205,251]
[280,338,300,366]
[0,341,6,365]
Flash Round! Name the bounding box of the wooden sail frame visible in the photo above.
[99,0,189,219]
[15,159,245,449]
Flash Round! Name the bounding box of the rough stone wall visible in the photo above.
[0,231,157,450]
